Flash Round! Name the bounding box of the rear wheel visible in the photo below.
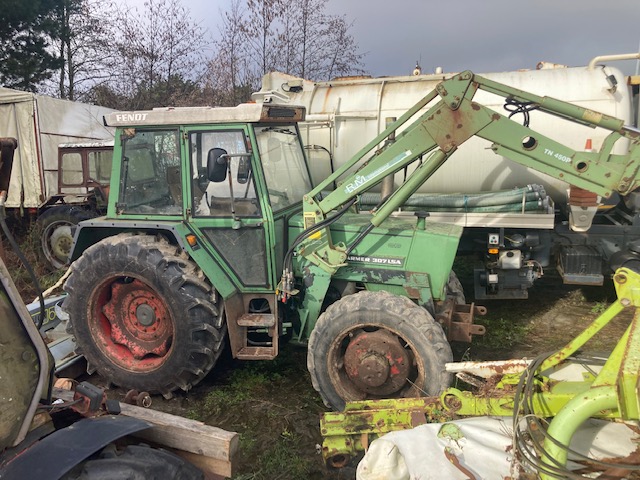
[62,444,203,479]
[36,206,98,270]
[63,234,226,397]
[307,290,453,411]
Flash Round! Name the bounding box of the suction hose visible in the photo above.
[359,185,547,209]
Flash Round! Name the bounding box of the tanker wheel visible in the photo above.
[36,206,98,270]
[307,290,453,411]
[63,234,226,397]
[62,444,203,479]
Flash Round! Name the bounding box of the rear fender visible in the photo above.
[69,220,237,298]
[1,415,150,480]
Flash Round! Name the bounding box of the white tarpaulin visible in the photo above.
[356,417,639,480]
[0,87,114,209]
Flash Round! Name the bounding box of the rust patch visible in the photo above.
[435,301,486,343]
[321,86,333,113]
[444,448,478,479]
[574,447,640,478]
[444,395,462,411]
[410,410,427,427]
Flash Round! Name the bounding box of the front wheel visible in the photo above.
[307,290,453,411]
[63,234,226,397]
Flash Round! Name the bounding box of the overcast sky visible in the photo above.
[123,0,640,77]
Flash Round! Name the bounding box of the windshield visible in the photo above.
[117,129,182,215]
[255,126,312,211]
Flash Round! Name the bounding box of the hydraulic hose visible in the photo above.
[283,197,357,273]
[396,199,550,213]
[359,185,546,208]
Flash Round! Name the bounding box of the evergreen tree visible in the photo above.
[0,0,62,91]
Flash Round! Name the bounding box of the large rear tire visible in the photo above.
[62,444,203,479]
[36,206,98,270]
[307,290,453,411]
[63,234,226,397]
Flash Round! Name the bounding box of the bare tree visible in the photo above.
[318,16,365,80]
[108,0,209,109]
[208,0,365,105]
[36,0,364,108]
[47,0,117,101]
[242,0,284,76]
[277,1,299,75]
[204,0,258,106]
[280,0,365,81]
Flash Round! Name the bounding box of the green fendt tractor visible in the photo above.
[64,72,640,411]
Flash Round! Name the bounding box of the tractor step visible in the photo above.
[237,313,275,327]
[236,346,277,360]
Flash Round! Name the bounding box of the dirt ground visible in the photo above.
[2,227,631,479]
[84,264,630,480]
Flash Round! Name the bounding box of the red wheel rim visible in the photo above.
[343,329,412,395]
[328,324,422,401]
[91,278,174,371]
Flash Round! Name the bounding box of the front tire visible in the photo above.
[307,290,453,411]
[63,234,226,397]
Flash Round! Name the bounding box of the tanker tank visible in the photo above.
[254,63,632,204]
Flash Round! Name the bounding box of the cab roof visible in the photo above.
[104,103,305,127]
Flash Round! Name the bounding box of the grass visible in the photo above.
[2,220,66,302]
[474,316,533,350]
[183,346,332,480]
[248,429,312,480]
[590,301,609,315]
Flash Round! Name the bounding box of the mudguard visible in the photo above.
[1,415,151,480]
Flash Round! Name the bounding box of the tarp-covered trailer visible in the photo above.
[0,87,114,211]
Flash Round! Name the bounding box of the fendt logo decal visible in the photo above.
[115,113,148,122]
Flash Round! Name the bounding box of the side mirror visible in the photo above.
[237,156,251,184]
[207,148,228,182]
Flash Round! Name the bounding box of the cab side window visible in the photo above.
[190,131,260,217]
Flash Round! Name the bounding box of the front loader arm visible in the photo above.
[295,70,640,275]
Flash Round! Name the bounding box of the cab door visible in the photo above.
[184,127,274,290]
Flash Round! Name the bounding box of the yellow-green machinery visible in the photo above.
[321,266,640,478]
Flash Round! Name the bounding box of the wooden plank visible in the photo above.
[173,449,233,479]
[119,403,239,464]
[51,388,237,477]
